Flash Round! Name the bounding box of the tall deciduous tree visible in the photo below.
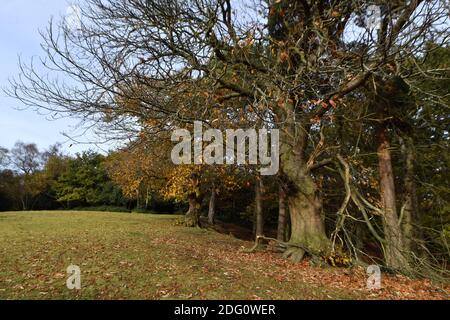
[10,142,42,175]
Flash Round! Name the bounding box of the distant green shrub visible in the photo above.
[131,208,176,214]
[70,206,131,213]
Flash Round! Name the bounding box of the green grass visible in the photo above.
[0,211,447,300]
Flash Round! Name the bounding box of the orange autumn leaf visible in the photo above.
[280,51,289,62]
[310,116,321,124]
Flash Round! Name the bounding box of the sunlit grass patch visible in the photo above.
[0,211,447,300]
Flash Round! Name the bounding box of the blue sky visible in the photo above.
[0,0,98,155]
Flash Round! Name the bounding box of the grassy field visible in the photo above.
[0,211,448,300]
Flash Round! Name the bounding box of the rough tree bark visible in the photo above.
[376,122,409,269]
[185,194,201,227]
[399,135,421,253]
[279,105,330,262]
[185,173,201,227]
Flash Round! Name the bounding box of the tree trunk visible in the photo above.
[279,107,330,261]
[145,187,149,209]
[185,173,201,227]
[208,183,216,225]
[284,181,328,261]
[185,194,201,227]
[254,176,264,238]
[376,124,408,269]
[399,135,421,253]
[136,189,140,210]
[21,196,27,211]
[286,208,291,242]
[277,186,287,242]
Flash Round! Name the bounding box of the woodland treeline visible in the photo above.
[3,0,449,278]
[0,142,255,219]
[0,143,125,211]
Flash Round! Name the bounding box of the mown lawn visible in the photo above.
[0,211,448,300]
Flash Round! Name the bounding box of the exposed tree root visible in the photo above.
[242,235,319,261]
[242,235,353,267]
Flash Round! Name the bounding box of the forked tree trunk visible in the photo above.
[279,107,330,262]
[254,177,264,238]
[277,186,287,242]
[376,124,409,269]
[208,184,216,225]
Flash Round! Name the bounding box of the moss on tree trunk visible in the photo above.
[279,112,330,261]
